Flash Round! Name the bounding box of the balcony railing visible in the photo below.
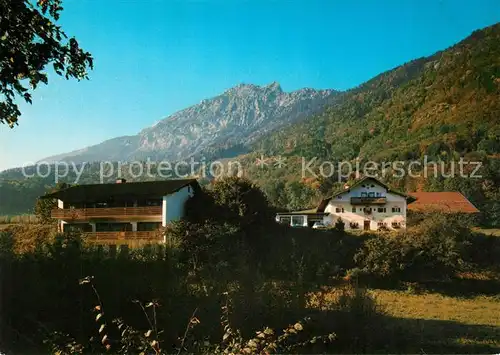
[51,206,162,220]
[83,231,163,244]
[350,197,387,205]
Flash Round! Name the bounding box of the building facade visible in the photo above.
[275,210,331,228]
[317,177,409,231]
[41,178,199,244]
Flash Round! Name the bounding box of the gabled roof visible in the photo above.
[317,176,411,212]
[408,192,480,214]
[40,179,199,202]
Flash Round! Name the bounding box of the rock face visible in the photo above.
[43,82,338,163]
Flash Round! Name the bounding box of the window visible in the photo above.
[361,192,368,197]
[122,200,135,207]
[146,199,162,207]
[352,207,356,213]
[108,200,131,208]
[376,192,381,197]
[392,207,401,213]
[279,217,291,225]
[291,215,305,227]
[137,222,161,231]
[377,207,386,213]
[368,192,375,198]
[96,223,132,232]
[391,222,401,229]
[377,221,388,230]
[63,223,92,233]
[337,196,342,199]
[335,207,342,213]
[137,199,162,207]
[349,222,359,229]
[371,184,375,188]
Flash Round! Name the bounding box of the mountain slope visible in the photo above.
[255,23,500,161]
[42,82,338,163]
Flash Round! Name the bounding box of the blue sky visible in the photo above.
[0,0,499,172]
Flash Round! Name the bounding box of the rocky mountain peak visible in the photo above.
[41,82,339,164]
[265,81,282,92]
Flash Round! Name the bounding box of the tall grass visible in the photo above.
[0,214,38,224]
[0,232,386,354]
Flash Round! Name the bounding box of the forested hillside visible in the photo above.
[255,23,500,161]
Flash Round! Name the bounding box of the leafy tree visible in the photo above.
[0,0,93,127]
[209,176,272,227]
[34,182,70,224]
[34,196,56,224]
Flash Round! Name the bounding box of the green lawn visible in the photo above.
[312,286,500,353]
[474,227,500,237]
[374,289,500,352]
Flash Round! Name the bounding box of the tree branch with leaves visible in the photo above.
[0,0,93,127]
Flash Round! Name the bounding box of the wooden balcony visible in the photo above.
[83,231,164,245]
[51,206,162,220]
[350,197,387,205]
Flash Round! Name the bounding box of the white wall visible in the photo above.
[276,215,309,227]
[162,196,168,227]
[162,185,194,226]
[130,222,137,232]
[324,182,407,231]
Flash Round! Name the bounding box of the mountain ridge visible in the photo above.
[41,83,338,164]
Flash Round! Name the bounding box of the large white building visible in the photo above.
[276,177,410,231]
[318,177,409,231]
[41,178,199,244]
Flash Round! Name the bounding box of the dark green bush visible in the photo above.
[354,214,470,281]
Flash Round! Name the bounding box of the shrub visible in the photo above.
[334,218,345,232]
[167,220,246,283]
[464,231,500,268]
[354,214,470,281]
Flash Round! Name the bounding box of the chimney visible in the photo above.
[116,178,127,184]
